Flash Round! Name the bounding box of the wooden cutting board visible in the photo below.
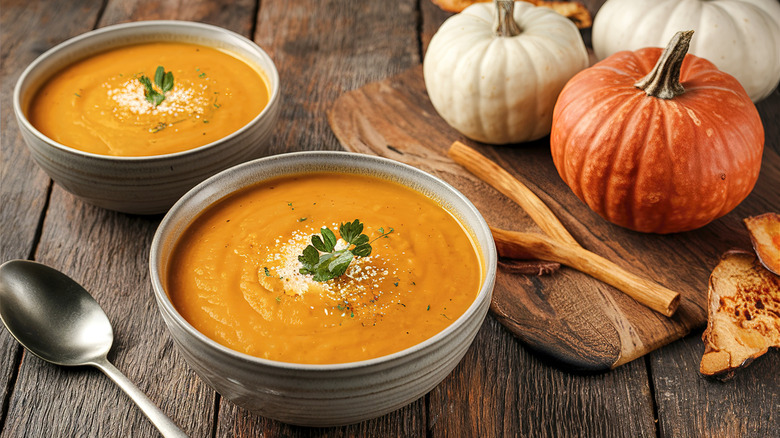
[327,65,780,371]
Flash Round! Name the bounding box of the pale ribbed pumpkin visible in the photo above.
[423,0,588,144]
[550,31,765,234]
[592,0,780,102]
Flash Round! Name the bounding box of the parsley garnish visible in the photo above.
[150,122,167,133]
[298,219,393,282]
[138,66,174,107]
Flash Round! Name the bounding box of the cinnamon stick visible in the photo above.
[492,227,680,317]
[448,141,578,246]
[448,140,681,317]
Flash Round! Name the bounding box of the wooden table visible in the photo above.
[1,1,778,436]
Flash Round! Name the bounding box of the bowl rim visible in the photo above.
[13,19,281,162]
[150,150,498,371]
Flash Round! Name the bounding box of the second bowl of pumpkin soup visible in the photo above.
[14,20,280,214]
[150,151,497,426]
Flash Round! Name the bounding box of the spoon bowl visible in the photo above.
[0,260,186,437]
[0,260,112,366]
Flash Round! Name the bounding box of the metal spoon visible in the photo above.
[0,260,187,438]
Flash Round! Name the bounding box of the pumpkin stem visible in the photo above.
[634,30,694,99]
[494,0,522,37]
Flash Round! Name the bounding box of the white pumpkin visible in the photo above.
[592,0,780,102]
[423,0,588,145]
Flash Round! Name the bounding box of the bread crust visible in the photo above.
[744,212,780,275]
[430,0,592,29]
[699,250,780,379]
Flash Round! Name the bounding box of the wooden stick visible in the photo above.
[491,227,680,317]
[448,140,681,317]
[448,141,579,247]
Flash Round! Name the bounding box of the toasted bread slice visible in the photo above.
[744,212,780,275]
[430,0,592,28]
[431,0,482,13]
[699,250,780,379]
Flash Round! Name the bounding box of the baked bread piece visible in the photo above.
[431,0,592,28]
[699,250,780,379]
[744,212,780,275]
[431,0,482,13]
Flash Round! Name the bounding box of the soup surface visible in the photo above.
[28,42,269,156]
[166,172,484,364]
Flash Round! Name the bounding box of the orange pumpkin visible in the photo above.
[550,31,764,234]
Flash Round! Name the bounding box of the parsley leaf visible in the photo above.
[139,66,174,107]
[298,220,393,282]
[339,219,363,243]
[299,245,319,268]
[312,227,337,252]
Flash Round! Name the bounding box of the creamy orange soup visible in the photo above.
[165,172,484,364]
[27,42,269,157]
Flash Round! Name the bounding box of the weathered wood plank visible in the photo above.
[251,0,421,157]
[2,185,216,437]
[428,317,657,437]
[651,332,780,437]
[215,399,428,437]
[100,0,256,36]
[0,0,104,431]
[0,0,54,260]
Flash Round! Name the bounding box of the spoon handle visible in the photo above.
[92,357,188,437]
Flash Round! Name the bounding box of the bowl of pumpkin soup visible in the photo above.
[149,151,497,426]
[13,20,280,214]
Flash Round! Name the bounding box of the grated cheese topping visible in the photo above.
[257,223,400,320]
[104,74,217,130]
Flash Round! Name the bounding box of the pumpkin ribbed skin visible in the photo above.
[550,48,764,234]
[423,1,588,144]
[592,0,780,102]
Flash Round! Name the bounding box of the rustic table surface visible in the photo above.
[1,0,778,436]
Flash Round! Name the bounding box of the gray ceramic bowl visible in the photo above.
[149,151,497,426]
[13,20,280,215]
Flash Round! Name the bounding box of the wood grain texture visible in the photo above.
[651,332,780,437]
[0,0,105,429]
[327,64,780,370]
[0,0,54,257]
[2,184,216,437]
[100,0,257,34]
[252,0,421,157]
[2,0,779,437]
[426,317,657,437]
